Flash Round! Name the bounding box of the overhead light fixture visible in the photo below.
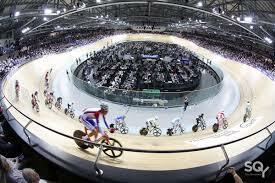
[116,18,119,21]
[21,27,30,33]
[231,15,235,19]
[96,16,99,18]
[14,11,20,17]
[73,5,76,9]
[222,11,225,14]
[250,25,254,29]
[244,16,253,23]
[43,17,48,21]
[264,37,273,44]
[63,8,66,12]
[197,1,203,7]
[236,17,240,21]
[96,0,101,3]
[56,10,61,15]
[44,8,52,15]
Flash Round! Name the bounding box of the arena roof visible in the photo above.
[0,0,274,46]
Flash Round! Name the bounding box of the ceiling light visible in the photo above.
[96,0,101,3]
[264,37,273,44]
[14,11,20,17]
[56,10,61,14]
[236,17,240,21]
[44,8,52,15]
[21,27,30,34]
[250,25,253,29]
[63,8,66,12]
[197,1,203,7]
[244,16,253,23]
[43,17,48,21]
[231,15,235,19]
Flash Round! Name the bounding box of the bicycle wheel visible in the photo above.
[213,123,219,133]
[120,126,129,134]
[223,119,228,129]
[167,128,173,136]
[192,125,198,132]
[139,128,148,136]
[70,112,75,119]
[153,128,162,137]
[73,130,89,149]
[101,138,123,158]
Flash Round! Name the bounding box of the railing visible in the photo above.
[0,64,274,179]
[70,56,224,108]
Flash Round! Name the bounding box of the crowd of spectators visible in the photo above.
[183,33,275,80]
[0,40,15,56]
[0,29,116,78]
[78,41,201,92]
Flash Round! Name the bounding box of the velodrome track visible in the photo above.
[1,34,275,174]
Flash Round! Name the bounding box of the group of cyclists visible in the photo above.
[14,71,253,142]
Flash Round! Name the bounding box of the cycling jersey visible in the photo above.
[80,108,109,132]
[216,112,225,122]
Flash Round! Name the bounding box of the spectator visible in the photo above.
[22,168,40,183]
[184,96,189,111]
[228,167,243,183]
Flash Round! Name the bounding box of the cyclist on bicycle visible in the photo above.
[114,115,126,126]
[145,116,159,128]
[67,102,74,111]
[216,111,226,125]
[31,91,39,109]
[171,117,181,128]
[244,101,252,122]
[15,80,20,99]
[80,103,111,141]
[46,92,54,104]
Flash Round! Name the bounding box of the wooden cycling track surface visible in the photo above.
[2,34,275,171]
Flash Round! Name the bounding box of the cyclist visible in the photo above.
[15,80,20,99]
[80,103,111,141]
[171,117,181,129]
[114,115,126,126]
[56,97,62,104]
[145,116,159,128]
[244,101,252,122]
[216,111,226,125]
[67,102,74,112]
[45,92,55,105]
[31,91,39,109]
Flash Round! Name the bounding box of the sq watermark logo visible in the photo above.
[244,161,270,178]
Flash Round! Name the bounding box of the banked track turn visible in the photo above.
[1,34,275,182]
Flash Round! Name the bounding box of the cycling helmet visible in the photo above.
[100,103,109,111]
